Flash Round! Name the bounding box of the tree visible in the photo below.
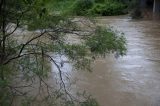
[0,0,126,106]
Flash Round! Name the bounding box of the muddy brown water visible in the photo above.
[52,16,160,106]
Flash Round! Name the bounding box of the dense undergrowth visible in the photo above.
[47,0,128,16]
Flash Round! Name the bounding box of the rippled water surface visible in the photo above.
[52,16,160,106]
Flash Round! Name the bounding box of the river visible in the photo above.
[52,16,160,106]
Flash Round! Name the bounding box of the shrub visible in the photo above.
[89,2,127,16]
[71,0,94,16]
[61,0,128,16]
[94,0,105,3]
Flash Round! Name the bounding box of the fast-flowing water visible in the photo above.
[52,16,160,106]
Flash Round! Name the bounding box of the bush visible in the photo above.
[94,0,105,3]
[60,0,128,16]
[88,3,106,15]
[89,2,127,16]
[71,0,94,16]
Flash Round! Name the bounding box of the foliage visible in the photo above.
[94,0,105,3]
[49,0,128,16]
[0,0,127,106]
[70,0,95,16]
[88,2,127,16]
[86,27,126,56]
[46,0,74,15]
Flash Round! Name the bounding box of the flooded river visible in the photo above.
[52,16,160,106]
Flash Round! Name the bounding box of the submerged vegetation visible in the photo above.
[0,0,127,106]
